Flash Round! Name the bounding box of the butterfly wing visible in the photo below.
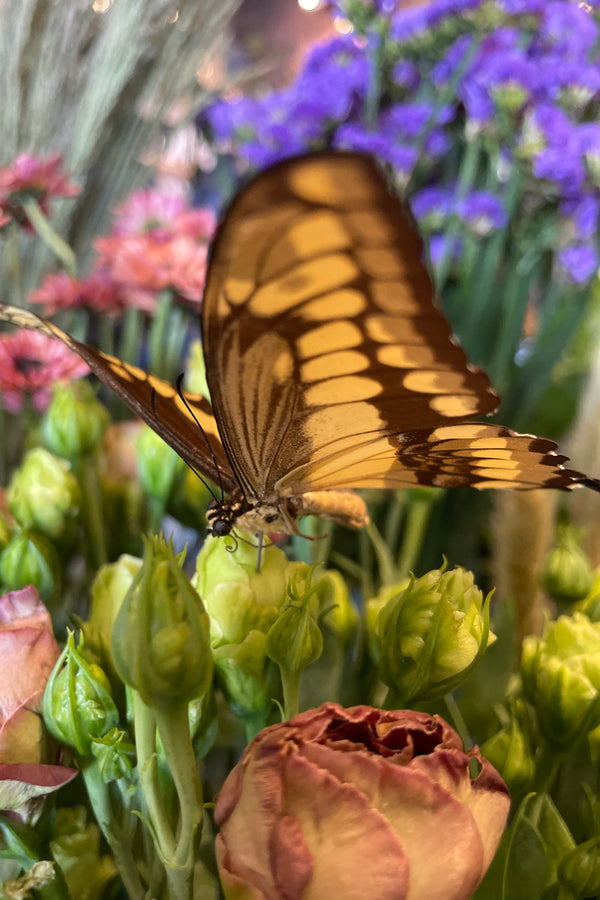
[0,305,237,492]
[203,151,594,499]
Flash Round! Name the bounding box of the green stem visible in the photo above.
[155,702,204,899]
[6,224,23,306]
[81,761,146,900]
[22,198,77,276]
[77,453,108,569]
[396,494,434,580]
[366,520,398,587]
[133,692,177,861]
[280,668,301,720]
[435,138,482,291]
[149,291,174,380]
[364,32,383,126]
[119,307,142,365]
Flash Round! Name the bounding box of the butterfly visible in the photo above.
[1,151,599,538]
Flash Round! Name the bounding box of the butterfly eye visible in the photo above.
[211,519,232,537]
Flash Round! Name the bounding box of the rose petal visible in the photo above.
[0,629,60,721]
[0,704,43,763]
[0,763,78,808]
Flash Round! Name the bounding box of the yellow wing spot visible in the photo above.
[429,395,484,417]
[377,344,441,369]
[147,377,176,399]
[296,320,363,359]
[343,210,397,244]
[299,290,366,320]
[371,281,421,314]
[272,348,294,382]
[429,425,497,441]
[262,211,351,280]
[472,458,522,470]
[303,404,383,449]
[288,158,378,205]
[249,254,360,316]
[403,370,470,394]
[301,349,368,382]
[365,315,426,344]
[304,375,381,405]
[356,247,410,279]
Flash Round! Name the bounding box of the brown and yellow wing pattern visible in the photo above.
[201,152,596,500]
[0,305,236,492]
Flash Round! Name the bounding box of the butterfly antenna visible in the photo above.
[174,375,227,501]
[149,384,220,504]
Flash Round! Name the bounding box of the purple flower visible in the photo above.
[560,194,600,239]
[557,244,599,285]
[333,122,419,181]
[432,35,476,87]
[498,0,544,12]
[457,191,508,235]
[391,60,420,91]
[539,1,599,57]
[389,0,484,41]
[428,234,464,268]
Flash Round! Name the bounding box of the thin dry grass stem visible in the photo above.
[491,490,557,648]
[0,0,242,292]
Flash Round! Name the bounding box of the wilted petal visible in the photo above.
[0,763,78,812]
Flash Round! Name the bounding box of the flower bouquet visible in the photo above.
[1,1,600,899]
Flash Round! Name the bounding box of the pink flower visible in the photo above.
[93,188,216,307]
[215,704,510,900]
[0,586,77,823]
[0,153,80,227]
[0,329,89,414]
[28,270,139,316]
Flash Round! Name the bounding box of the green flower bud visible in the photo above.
[111,535,212,707]
[7,448,79,541]
[365,578,410,664]
[90,728,135,783]
[558,837,600,899]
[43,632,119,755]
[480,703,535,798]
[0,530,60,602]
[540,524,594,604]
[189,688,218,759]
[374,565,494,704]
[84,554,142,676]
[521,613,600,749]
[49,806,117,900]
[266,567,323,674]
[136,425,186,502]
[192,535,308,718]
[314,568,358,647]
[193,535,306,646]
[41,381,109,460]
[576,571,600,622]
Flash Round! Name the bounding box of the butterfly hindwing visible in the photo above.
[202,152,592,499]
[0,305,236,491]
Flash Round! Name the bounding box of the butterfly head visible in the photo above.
[206,498,246,537]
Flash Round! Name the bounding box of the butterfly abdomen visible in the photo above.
[293,490,370,530]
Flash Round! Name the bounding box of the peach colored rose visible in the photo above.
[215,703,510,900]
[0,586,77,822]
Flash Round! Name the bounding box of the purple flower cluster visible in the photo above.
[202,0,600,287]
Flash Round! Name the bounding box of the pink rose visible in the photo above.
[215,703,510,900]
[0,586,77,822]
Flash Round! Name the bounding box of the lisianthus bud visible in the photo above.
[521,613,600,749]
[365,577,410,664]
[43,632,119,755]
[540,524,594,605]
[90,728,135,783]
[41,381,109,460]
[315,568,358,647]
[111,535,212,707]
[192,535,307,719]
[558,837,600,899]
[136,425,186,502]
[576,570,600,622]
[480,702,535,798]
[374,565,494,704]
[266,567,323,674]
[8,448,79,541]
[0,531,60,602]
[49,806,117,900]
[84,554,142,676]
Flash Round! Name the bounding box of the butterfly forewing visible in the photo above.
[0,305,236,492]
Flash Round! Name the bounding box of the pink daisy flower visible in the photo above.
[0,329,89,414]
[0,154,80,228]
[28,270,149,316]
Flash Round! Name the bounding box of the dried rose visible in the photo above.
[215,703,510,900]
[0,586,77,822]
